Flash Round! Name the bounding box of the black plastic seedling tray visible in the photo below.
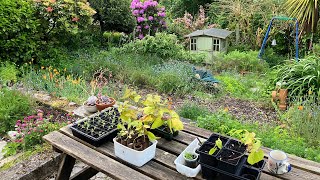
[151,126,179,140]
[70,107,120,147]
[200,155,266,180]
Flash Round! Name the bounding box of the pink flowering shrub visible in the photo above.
[168,6,219,44]
[130,0,166,39]
[13,110,75,150]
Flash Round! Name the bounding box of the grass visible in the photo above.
[177,102,210,120]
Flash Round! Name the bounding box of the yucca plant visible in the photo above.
[274,55,320,98]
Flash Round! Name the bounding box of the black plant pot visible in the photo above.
[239,166,261,180]
[207,133,229,145]
[216,148,243,173]
[225,139,247,154]
[151,126,178,141]
[198,142,221,167]
[184,153,198,168]
[244,157,266,170]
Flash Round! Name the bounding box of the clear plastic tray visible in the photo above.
[174,138,206,177]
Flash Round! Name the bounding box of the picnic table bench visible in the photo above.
[43,119,320,180]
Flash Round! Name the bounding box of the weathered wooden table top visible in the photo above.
[43,119,320,180]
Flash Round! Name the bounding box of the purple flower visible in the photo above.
[132,10,139,16]
[139,9,144,14]
[138,34,144,39]
[158,12,166,17]
[137,17,145,23]
[137,25,141,29]
[148,16,154,21]
[144,25,150,29]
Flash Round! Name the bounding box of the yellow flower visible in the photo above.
[308,90,313,95]
[66,75,71,80]
[64,68,66,72]
[298,106,303,110]
[223,107,229,112]
[55,71,60,75]
[53,69,58,72]
[41,66,45,69]
[43,75,47,80]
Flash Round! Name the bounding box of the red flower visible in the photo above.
[72,17,80,22]
[46,7,53,12]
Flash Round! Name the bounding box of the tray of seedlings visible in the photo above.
[70,107,120,146]
[198,133,266,180]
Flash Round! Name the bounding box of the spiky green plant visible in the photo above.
[275,55,320,98]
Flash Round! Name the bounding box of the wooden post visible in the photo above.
[56,153,76,180]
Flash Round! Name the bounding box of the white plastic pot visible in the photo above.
[83,101,98,113]
[174,138,205,177]
[113,138,157,167]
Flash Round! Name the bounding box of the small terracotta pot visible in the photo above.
[95,98,116,111]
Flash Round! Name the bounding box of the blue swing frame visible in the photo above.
[258,16,299,61]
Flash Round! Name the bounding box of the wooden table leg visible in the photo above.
[56,153,76,180]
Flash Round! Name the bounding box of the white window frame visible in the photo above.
[213,38,220,51]
[190,38,197,51]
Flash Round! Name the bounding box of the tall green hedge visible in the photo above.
[0,0,40,64]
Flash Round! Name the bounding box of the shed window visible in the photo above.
[213,39,220,51]
[191,38,197,51]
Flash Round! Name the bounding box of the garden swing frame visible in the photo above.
[258,16,299,61]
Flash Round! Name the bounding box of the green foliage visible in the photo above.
[196,110,320,162]
[21,66,89,104]
[0,89,34,134]
[274,55,320,98]
[178,102,210,120]
[89,0,135,33]
[285,97,320,146]
[216,72,271,101]
[119,32,206,63]
[209,138,222,155]
[34,0,96,37]
[213,51,269,73]
[103,31,128,48]
[0,0,40,64]
[0,62,19,85]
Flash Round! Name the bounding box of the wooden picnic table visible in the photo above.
[43,119,320,180]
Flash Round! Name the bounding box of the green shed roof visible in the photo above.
[185,28,233,39]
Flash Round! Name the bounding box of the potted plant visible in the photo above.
[70,107,120,146]
[83,69,114,113]
[121,89,184,140]
[113,93,158,167]
[184,152,198,168]
[95,94,116,111]
[83,95,98,113]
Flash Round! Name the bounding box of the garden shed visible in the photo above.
[185,28,233,63]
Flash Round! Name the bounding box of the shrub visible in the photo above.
[34,0,96,38]
[130,0,166,39]
[0,89,34,134]
[103,31,128,48]
[0,62,19,85]
[213,50,269,73]
[89,0,135,33]
[274,55,320,98]
[119,32,206,63]
[0,0,40,64]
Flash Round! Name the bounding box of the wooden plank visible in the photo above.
[56,154,76,180]
[59,126,199,180]
[70,166,99,180]
[43,131,153,180]
[182,123,320,178]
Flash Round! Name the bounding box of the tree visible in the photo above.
[285,0,319,34]
[89,0,136,33]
